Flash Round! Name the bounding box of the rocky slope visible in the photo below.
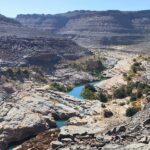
[0,78,105,149]
[11,99,150,150]
[0,11,150,150]
[1,11,150,52]
[56,101,150,150]
[0,36,90,67]
[16,10,150,51]
[3,52,147,150]
[0,14,53,38]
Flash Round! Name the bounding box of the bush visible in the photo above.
[6,68,14,77]
[131,62,142,73]
[123,73,132,81]
[70,58,104,75]
[97,92,108,103]
[51,83,72,92]
[33,74,47,83]
[101,103,106,108]
[84,84,96,92]
[125,82,135,95]
[143,86,150,96]
[81,88,96,100]
[113,81,149,100]
[113,86,127,99]
[135,82,150,96]
[130,94,137,102]
[22,69,30,78]
[136,90,143,98]
[133,58,137,62]
[119,102,126,106]
[126,107,139,117]
[80,84,97,99]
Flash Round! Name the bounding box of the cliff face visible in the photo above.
[1,10,150,51]
[0,14,51,38]
[16,10,150,50]
[0,36,90,67]
[0,14,20,26]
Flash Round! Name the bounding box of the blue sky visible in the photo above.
[0,0,150,17]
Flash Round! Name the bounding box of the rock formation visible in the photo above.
[16,10,150,52]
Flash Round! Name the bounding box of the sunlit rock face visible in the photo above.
[16,10,150,51]
[0,36,90,67]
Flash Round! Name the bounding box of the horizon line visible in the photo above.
[1,9,150,18]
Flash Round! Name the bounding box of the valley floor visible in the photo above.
[0,50,150,150]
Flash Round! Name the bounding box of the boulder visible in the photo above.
[51,141,63,149]
[103,110,113,118]
[0,103,49,150]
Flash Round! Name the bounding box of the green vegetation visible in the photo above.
[123,60,144,82]
[33,74,47,83]
[96,92,108,103]
[101,103,106,108]
[130,94,137,102]
[81,84,96,100]
[81,83,109,101]
[123,73,132,82]
[130,61,143,74]
[126,107,139,117]
[121,59,149,102]
[119,102,126,106]
[51,82,73,93]
[0,67,48,83]
[2,67,30,82]
[84,84,96,92]
[113,85,127,99]
[69,57,105,76]
[113,81,150,100]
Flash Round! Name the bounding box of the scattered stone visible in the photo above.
[103,110,113,118]
[51,141,63,149]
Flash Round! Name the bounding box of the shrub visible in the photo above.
[80,84,97,99]
[136,90,143,98]
[81,88,96,100]
[123,73,132,81]
[143,86,150,95]
[70,58,104,75]
[97,92,108,103]
[125,82,134,95]
[33,74,47,83]
[119,102,126,106]
[131,65,137,73]
[131,62,142,73]
[22,69,30,78]
[51,83,72,92]
[84,84,96,92]
[113,86,127,99]
[6,68,14,77]
[130,94,137,102]
[101,103,106,108]
[126,107,139,117]
[133,58,137,62]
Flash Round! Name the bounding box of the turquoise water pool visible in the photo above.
[68,81,98,99]
[9,146,13,150]
[56,120,67,128]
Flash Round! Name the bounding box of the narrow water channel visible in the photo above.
[9,81,98,149]
[56,120,67,128]
[68,81,98,99]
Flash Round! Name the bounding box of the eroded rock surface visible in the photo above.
[0,102,50,150]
